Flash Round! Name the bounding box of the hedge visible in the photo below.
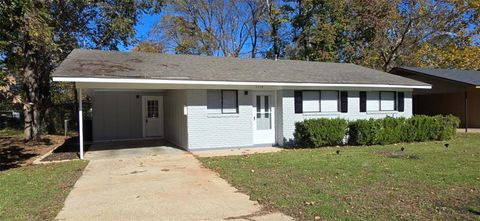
[294,118,348,147]
[294,115,459,148]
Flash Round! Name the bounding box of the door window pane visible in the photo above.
[256,95,261,118]
[147,100,159,118]
[256,95,271,130]
[264,96,270,118]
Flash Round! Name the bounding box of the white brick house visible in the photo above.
[52,49,430,158]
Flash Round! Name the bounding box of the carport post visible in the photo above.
[78,88,84,159]
[465,90,468,133]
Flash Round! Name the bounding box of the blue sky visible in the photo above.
[118,13,161,51]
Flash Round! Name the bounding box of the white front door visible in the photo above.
[253,92,275,144]
[143,96,164,137]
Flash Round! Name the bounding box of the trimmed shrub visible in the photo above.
[349,115,460,145]
[347,119,381,145]
[294,118,348,147]
[293,115,459,148]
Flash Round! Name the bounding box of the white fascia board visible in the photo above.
[53,77,432,89]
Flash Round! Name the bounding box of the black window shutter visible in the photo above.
[294,91,303,113]
[359,91,367,112]
[340,91,348,113]
[398,92,405,112]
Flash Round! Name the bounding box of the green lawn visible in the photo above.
[200,133,480,221]
[0,128,23,137]
[0,161,88,221]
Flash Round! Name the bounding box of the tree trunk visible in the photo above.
[23,65,41,141]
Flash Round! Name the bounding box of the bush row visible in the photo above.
[293,115,460,147]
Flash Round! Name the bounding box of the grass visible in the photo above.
[0,161,88,221]
[0,128,23,138]
[200,133,480,221]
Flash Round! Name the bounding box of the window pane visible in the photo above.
[380,92,395,111]
[256,96,261,118]
[302,91,320,112]
[222,90,237,113]
[321,91,338,112]
[264,96,270,118]
[207,90,221,114]
[256,96,271,130]
[367,91,380,111]
[147,100,159,118]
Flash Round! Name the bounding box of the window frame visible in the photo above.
[207,90,239,114]
[301,90,340,113]
[379,91,397,111]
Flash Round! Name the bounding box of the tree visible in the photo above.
[0,0,163,140]
[245,0,268,58]
[284,0,319,61]
[359,0,478,71]
[151,0,270,57]
[412,43,480,70]
[132,41,165,53]
[265,0,288,60]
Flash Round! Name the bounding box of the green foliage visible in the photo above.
[0,0,164,138]
[294,118,348,147]
[294,115,459,148]
[348,115,460,146]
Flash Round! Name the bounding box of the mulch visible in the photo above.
[41,137,82,162]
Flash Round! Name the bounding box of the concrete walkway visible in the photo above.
[191,146,284,158]
[56,145,293,221]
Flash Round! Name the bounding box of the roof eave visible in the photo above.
[392,67,478,87]
[52,76,431,89]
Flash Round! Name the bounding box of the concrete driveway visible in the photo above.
[56,144,293,221]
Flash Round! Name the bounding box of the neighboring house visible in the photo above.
[392,67,480,130]
[52,49,430,159]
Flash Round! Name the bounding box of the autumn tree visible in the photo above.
[150,0,274,57]
[0,0,163,140]
[132,41,165,53]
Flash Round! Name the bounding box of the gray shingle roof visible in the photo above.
[392,67,480,86]
[53,49,429,87]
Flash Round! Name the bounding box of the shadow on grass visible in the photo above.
[0,145,38,171]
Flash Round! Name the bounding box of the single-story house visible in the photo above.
[52,49,430,159]
[391,67,480,130]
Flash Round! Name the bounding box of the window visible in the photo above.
[302,91,320,112]
[321,91,339,112]
[380,91,396,111]
[207,90,238,114]
[366,91,397,111]
[147,100,159,118]
[301,91,339,113]
[366,91,380,111]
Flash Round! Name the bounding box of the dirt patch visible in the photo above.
[375,150,421,160]
[41,137,83,162]
[0,135,65,171]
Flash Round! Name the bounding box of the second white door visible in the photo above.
[143,96,164,137]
